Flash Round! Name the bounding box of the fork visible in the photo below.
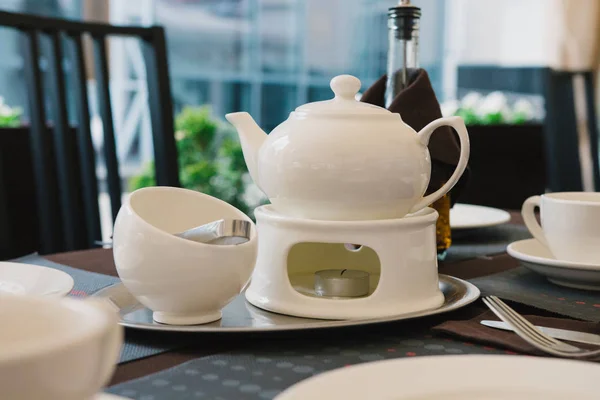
[482,295,600,360]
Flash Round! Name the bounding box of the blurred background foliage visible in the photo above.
[130,106,265,216]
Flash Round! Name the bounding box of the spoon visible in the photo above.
[174,219,251,245]
[95,219,252,247]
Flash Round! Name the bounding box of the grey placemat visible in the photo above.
[107,331,509,400]
[13,253,184,363]
[445,224,531,262]
[470,267,600,322]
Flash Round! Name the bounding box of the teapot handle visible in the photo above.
[409,116,470,214]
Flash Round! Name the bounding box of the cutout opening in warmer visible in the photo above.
[286,242,381,299]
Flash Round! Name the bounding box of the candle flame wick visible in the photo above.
[340,269,348,276]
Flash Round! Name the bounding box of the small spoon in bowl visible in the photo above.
[174,219,251,245]
[95,219,252,248]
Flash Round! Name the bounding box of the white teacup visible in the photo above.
[522,192,600,264]
[112,186,258,325]
[0,295,122,400]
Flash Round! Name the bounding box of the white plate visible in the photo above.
[0,262,74,297]
[507,239,600,290]
[450,203,511,230]
[275,355,600,400]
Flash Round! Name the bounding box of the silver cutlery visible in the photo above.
[480,320,600,347]
[482,295,600,360]
[94,218,251,248]
[174,219,251,245]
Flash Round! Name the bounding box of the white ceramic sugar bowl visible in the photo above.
[226,74,470,221]
[112,187,258,325]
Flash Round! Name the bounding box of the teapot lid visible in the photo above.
[294,75,392,116]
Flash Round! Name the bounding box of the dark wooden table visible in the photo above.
[46,213,525,387]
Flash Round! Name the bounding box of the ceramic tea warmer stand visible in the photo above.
[245,205,445,320]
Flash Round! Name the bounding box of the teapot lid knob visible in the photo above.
[294,74,389,115]
[330,75,361,100]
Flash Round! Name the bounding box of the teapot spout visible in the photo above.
[225,112,267,189]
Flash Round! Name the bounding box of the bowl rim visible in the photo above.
[122,186,257,250]
[0,296,110,365]
[542,191,600,206]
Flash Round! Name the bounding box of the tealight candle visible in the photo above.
[314,269,370,298]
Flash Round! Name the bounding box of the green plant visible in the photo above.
[0,97,22,127]
[129,106,266,216]
[442,92,540,125]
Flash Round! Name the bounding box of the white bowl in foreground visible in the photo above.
[112,186,258,325]
[0,295,122,400]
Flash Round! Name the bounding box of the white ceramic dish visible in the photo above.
[95,394,130,400]
[275,355,600,399]
[92,275,479,332]
[0,295,123,400]
[507,238,600,290]
[450,203,511,230]
[112,186,258,326]
[0,262,73,297]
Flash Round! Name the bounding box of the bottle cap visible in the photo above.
[388,0,421,41]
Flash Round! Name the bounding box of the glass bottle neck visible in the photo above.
[385,7,420,108]
[385,31,419,107]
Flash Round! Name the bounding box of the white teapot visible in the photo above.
[226,74,470,221]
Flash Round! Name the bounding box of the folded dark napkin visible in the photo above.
[360,69,470,202]
[433,309,600,355]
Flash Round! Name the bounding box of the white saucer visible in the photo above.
[0,262,74,297]
[275,355,600,399]
[450,203,511,230]
[507,239,600,290]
